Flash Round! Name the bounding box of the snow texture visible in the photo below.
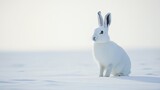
[0,49,160,90]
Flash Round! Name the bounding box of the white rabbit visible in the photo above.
[92,11,131,77]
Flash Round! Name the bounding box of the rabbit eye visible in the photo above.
[100,31,103,34]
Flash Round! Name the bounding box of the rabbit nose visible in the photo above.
[93,37,96,41]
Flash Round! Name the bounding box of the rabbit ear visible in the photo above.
[97,11,103,26]
[104,13,111,28]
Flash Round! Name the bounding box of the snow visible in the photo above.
[0,49,160,90]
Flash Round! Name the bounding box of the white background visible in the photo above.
[0,0,160,51]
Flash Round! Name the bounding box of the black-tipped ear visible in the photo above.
[104,13,111,27]
[97,11,103,26]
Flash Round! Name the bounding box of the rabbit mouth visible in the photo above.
[92,37,96,41]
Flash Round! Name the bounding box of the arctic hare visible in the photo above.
[92,11,131,77]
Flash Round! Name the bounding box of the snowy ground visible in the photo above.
[0,49,160,90]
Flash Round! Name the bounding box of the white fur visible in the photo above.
[92,11,131,77]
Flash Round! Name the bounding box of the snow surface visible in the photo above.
[0,49,160,90]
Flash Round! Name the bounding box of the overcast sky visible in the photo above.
[0,0,160,51]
